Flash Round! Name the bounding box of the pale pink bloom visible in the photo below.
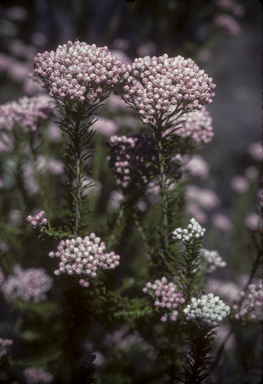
[80,176,101,196]
[214,14,242,36]
[186,203,208,224]
[245,212,261,230]
[230,176,249,193]
[212,213,233,231]
[27,211,48,232]
[137,42,156,57]
[92,117,119,136]
[23,367,53,384]
[185,155,209,179]
[23,75,45,96]
[186,185,221,210]
[31,32,48,47]
[244,166,258,181]
[46,123,62,143]
[206,278,240,302]
[49,234,120,287]
[215,0,245,17]
[108,190,124,209]
[6,6,28,21]
[2,264,53,302]
[137,200,147,212]
[0,338,13,360]
[247,142,262,161]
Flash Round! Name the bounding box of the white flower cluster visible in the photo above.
[183,293,230,328]
[200,248,227,273]
[172,218,206,243]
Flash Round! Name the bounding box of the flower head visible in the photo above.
[26,211,48,232]
[49,233,120,287]
[23,367,53,384]
[200,248,227,273]
[34,41,127,105]
[232,282,262,321]
[172,218,206,244]
[183,293,230,328]
[1,264,53,302]
[0,338,13,361]
[143,276,185,322]
[123,54,215,124]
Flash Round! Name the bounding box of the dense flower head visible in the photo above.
[92,116,119,136]
[23,367,54,384]
[1,264,53,302]
[200,248,227,273]
[26,211,48,232]
[142,276,185,322]
[177,106,213,144]
[232,282,262,321]
[123,54,216,124]
[172,218,206,244]
[0,95,54,132]
[34,40,128,104]
[0,338,13,360]
[107,134,182,196]
[49,233,120,287]
[183,293,230,328]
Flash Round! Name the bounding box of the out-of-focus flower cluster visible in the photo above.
[142,276,185,322]
[49,233,120,287]
[92,116,119,137]
[172,218,206,244]
[176,106,213,144]
[0,95,54,132]
[200,248,227,273]
[183,293,230,328]
[232,282,262,321]
[123,54,216,124]
[1,264,53,302]
[23,367,54,384]
[26,211,48,232]
[0,338,13,360]
[34,40,127,105]
[107,134,182,197]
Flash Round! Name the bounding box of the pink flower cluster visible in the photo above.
[142,276,185,322]
[34,40,127,104]
[1,264,53,302]
[200,248,227,273]
[26,211,48,232]
[0,338,13,360]
[49,233,120,287]
[177,106,213,144]
[232,282,263,321]
[23,367,54,384]
[123,54,216,124]
[0,95,54,132]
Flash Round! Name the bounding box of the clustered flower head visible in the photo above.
[0,95,54,132]
[183,293,230,328]
[1,264,53,302]
[23,367,54,384]
[232,282,262,321]
[49,233,120,287]
[123,54,216,124]
[172,218,206,244]
[34,40,128,105]
[142,276,185,322]
[26,211,48,232]
[200,248,227,273]
[107,134,182,197]
[176,106,214,144]
[0,338,13,360]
